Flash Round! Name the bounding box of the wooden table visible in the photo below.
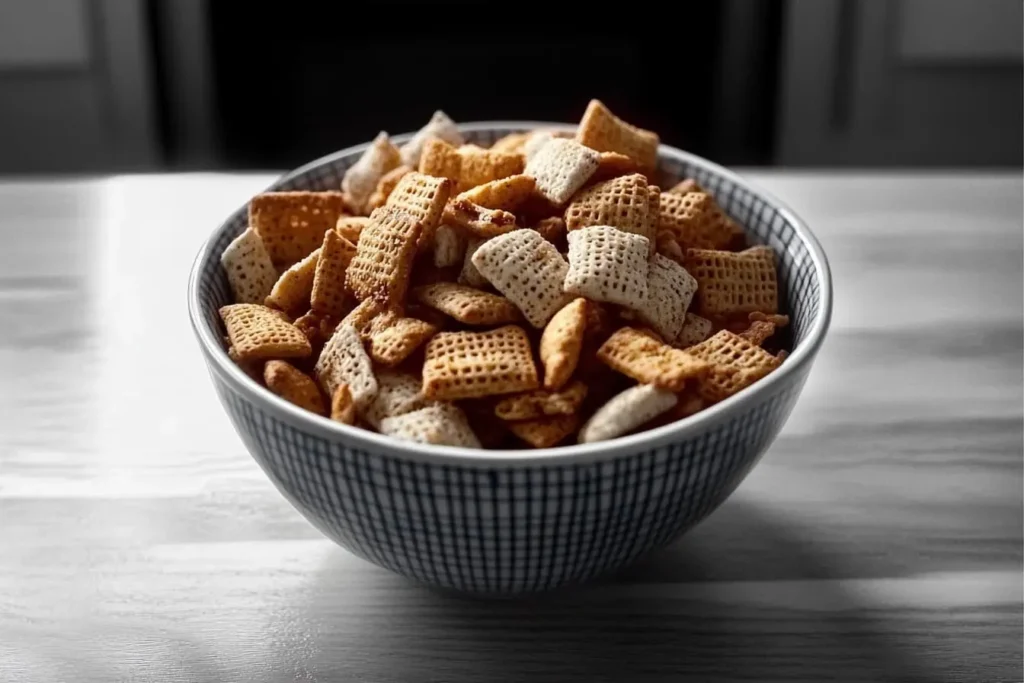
[1,172,1020,683]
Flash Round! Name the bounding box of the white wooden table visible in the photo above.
[1,172,1021,682]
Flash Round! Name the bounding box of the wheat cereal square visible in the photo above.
[564,173,654,246]
[507,414,580,448]
[249,191,347,267]
[310,230,357,318]
[412,282,520,325]
[314,323,379,408]
[422,326,539,400]
[597,327,708,392]
[219,303,312,361]
[344,205,423,308]
[686,330,782,403]
[266,247,320,313]
[575,99,660,174]
[685,247,779,317]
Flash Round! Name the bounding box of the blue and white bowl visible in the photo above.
[188,122,833,595]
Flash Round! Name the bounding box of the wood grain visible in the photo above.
[0,173,1021,682]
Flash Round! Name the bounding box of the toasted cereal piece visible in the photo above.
[659,191,744,251]
[564,225,650,309]
[685,247,778,317]
[507,414,579,448]
[456,174,535,211]
[524,138,601,206]
[314,323,378,407]
[385,171,452,246]
[739,320,778,346]
[337,297,383,338]
[675,312,714,348]
[342,132,402,214]
[686,330,781,403]
[590,151,640,183]
[412,282,520,325]
[335,216,370,244]
[310,230,357,318]
[656,231,684,264]
[575,99,660,174]
[578,384,678,444]
[597,327,708,391]
[422,326,539,400]
[419,138,463,183]
[220,227,278,305]
[249,191,347,266]
[264,360,326,415]
[380,403,480,448]
[636,254,698,341]
[368,164,413,211]
[344,205,422,308]
[645,186,661,250]
[220,304,312,361]
[494,380,587,420]
[539,298,587,390]
[459,237,490,288]
[534,216,566,245]
[433,223,465,268]
[443,199,518,238]
[266,247,319,313]
[361,371,429,429]
[330,384,357,424]
[668,178,704,195]
[490,132,531,154]
[368,314,437,367]
[471,229,570,328]
[400,110,464,168]
[456,146,525,192]
[564,174,654,247]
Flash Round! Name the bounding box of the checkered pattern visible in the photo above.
[192,125,826,595]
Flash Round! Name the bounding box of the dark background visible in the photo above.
[0,0,1021,175]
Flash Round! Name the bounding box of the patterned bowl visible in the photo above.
[188,122,832,595]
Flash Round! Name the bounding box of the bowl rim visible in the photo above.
[188,120,833,466]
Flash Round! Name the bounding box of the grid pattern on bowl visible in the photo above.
[194,125,825,594]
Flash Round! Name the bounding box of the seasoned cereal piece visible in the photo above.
[459,236,489,288]
[422,326,539,400]
[367,164,413,211]
[221,227,278,305]
[344,205,422,308]
[367,315,437,367]
[507,414,579,448]
[564,174,655,248]
[264,360,326,415]
[575,99,660,174]
[564,225,650,309]
[335,216,370,244]
[314,323,378,408]
[635,254,698,342]
[342,131,402,214]
[539,297,588,390]
[219,304,311,361]
[400,110,464,168]
[686,330,781,403]
[385,171,452,247]
[597,327,708,392]
[361,371,429,429]
[337,297,383,338]
[524,138,600,206]
[412,282,520,325]
[266,247,320,314]
[494,381,587,420]
[442,199,518,238]
[659,191,744,251]
[674,312,714,348]
[380,404,481,448]
[471,229,570,328]
[456,174,536,211]
[249,191,347,267]
[578,384,677,444]
[685,246,779,317]
[330,384,357,424]
[456,146,525,192]
[590,151,640,183]
[419,138,463,183]
[310,231,357,318]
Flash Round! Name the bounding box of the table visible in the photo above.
[1,172,1020,683]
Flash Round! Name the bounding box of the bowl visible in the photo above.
[188,122,832,595]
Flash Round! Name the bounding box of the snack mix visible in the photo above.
[219,100,789,449]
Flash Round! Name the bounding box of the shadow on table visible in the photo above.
[296,498,934,683]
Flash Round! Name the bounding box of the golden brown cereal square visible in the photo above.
[575,99,660,174]
[344,205,423,308]
[668,178,705,195]
[419,138,463,183]
[385,171,452,245]
[335,216,370,244]
[250,191,347,266]
[564,174,654,245]
[456,174,536,211]
[219,303,312,361]
[507,414,580,448]
[422,326,539,400]
[494,381,587,420]
[443,199,519,238]
[456,147,525,192]
[685,247,779,317]
[597,327,708,392]
[368,315,438,367]
[686,330,781,403]
[659,191,745,251]
[310,230,357,318]
[266,247,320,314]
[412,282,520,325]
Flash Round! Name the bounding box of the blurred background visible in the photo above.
[0,0,1021,176]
